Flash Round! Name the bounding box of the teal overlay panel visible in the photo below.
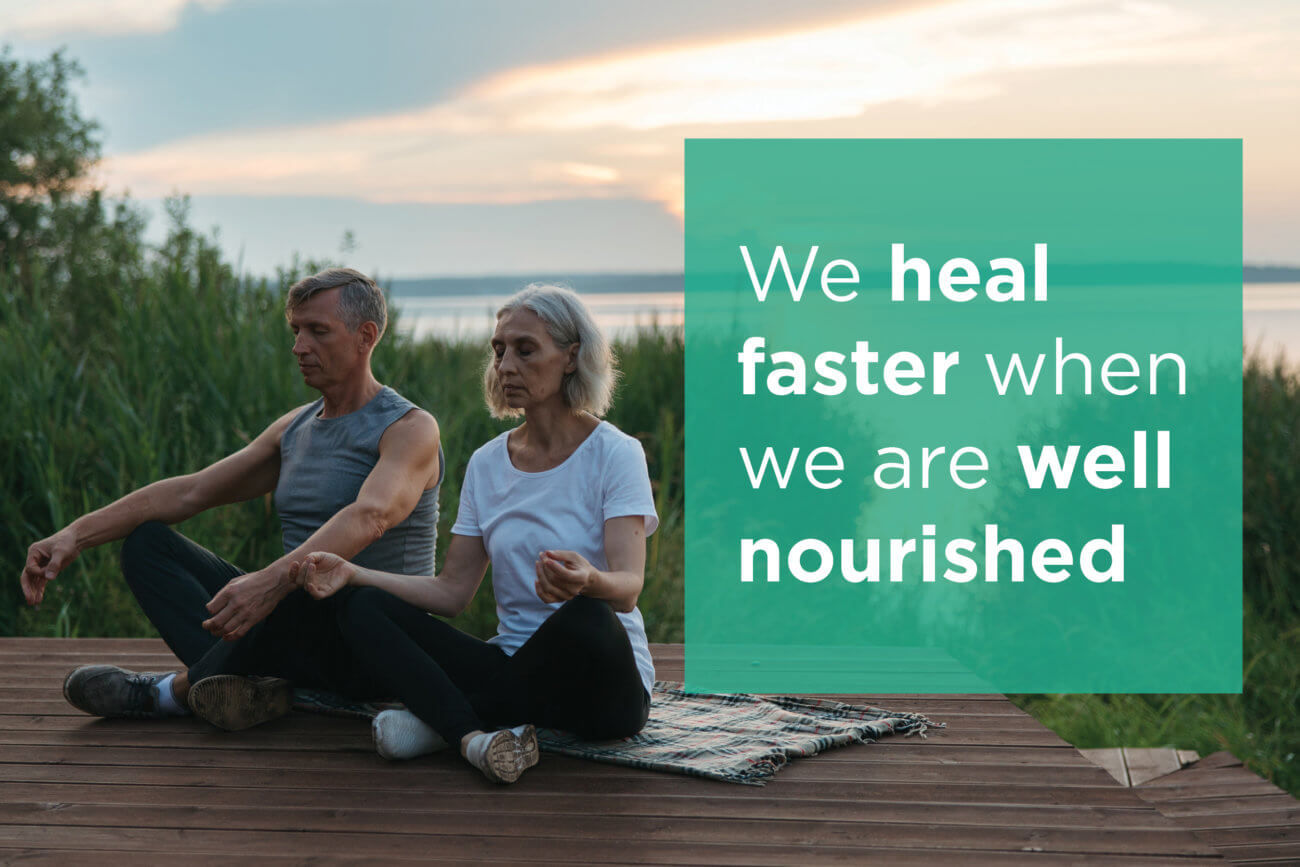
[684,139,1242,694]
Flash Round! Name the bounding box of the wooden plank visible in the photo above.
[0,803,1224,857]
[1136,783,1285,801]
[0,763,1157,807]
[1208,842,1300,861]
[1156,796,1300,819]
[0,782,1178,829]
[0,728,1094,768]
[1080,748,1131,786]
[0,853,564,867]
[1193,751,1248,771]
[1124,749,1187,786]
[0,824,1225,864]
[0,843,1219,867]
[1195,826,1298,846]
[1141,767,1287,790]
[0,745,1115,785]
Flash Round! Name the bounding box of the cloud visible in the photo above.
[99,0,1280,219]
[0,0,231,39]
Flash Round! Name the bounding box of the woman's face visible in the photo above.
[491,307,577,412]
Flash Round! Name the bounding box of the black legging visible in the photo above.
[119,521,378,698]
[336,586,651,745]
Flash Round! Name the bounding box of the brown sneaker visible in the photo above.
[187,675,292,731]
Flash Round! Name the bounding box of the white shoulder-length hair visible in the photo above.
[483,283,619,418]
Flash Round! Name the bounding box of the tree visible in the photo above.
[0,49,101,285]
[0,48,152,343]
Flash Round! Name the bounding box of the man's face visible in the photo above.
[288,288,366,390]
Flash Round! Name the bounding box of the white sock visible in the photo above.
[155,673,189,716]
[372,709,448,760]
[463,730,496,768]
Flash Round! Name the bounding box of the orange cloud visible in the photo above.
[99,0,1289,224]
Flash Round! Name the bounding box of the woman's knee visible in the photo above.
[553,594,619,633]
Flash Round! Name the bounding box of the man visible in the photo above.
[19,267,442,730]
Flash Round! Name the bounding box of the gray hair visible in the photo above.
[285,267,387,340]
[484,283,618,418]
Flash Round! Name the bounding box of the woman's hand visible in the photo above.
[290,552,358,600]
[534,549,596,604]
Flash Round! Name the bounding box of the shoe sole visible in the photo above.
[481,730,525,784]
[188,675,292,731]
[515,724,539,771]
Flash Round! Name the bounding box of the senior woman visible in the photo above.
[291,284,657,784]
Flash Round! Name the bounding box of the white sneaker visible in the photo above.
[463,729,528,784]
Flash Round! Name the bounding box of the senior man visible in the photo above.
[20,267,443,730]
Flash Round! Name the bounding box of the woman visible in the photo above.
[291,284,657,784]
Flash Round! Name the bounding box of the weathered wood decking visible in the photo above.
[0,638,1287,864]
[1133,751,1300,863]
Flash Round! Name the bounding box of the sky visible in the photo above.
[3,0,1297,277]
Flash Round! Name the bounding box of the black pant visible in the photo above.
[336,586,651,745]
[120,521,378,698]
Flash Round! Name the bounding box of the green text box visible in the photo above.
[685,139,1242,694]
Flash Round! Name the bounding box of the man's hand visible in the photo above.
[291,552,357,601]
[534,549,596,604]
[21,529,81,606]
[203,568,291,641]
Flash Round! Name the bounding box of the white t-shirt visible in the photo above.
[452,420,659,695]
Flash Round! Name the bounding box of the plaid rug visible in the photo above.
[294,681,944,786]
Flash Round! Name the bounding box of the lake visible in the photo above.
[1244,283,1300,364]
[390,279,1300,364]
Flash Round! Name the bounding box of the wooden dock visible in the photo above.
[0,638,1291,864]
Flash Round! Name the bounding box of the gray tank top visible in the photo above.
[274,386,442,575]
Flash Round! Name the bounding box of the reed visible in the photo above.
[0,239,684,643]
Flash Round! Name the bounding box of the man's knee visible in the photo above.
[119,520,174,579]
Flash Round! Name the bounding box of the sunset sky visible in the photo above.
[4,0,1296,276]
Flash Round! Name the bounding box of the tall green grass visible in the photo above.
[0,224,683,643]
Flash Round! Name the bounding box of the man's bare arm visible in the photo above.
[19,406,305,606]
[202,408,442,640]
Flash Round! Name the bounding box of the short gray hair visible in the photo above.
[285,267,387,339]
[484,283,618,418]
